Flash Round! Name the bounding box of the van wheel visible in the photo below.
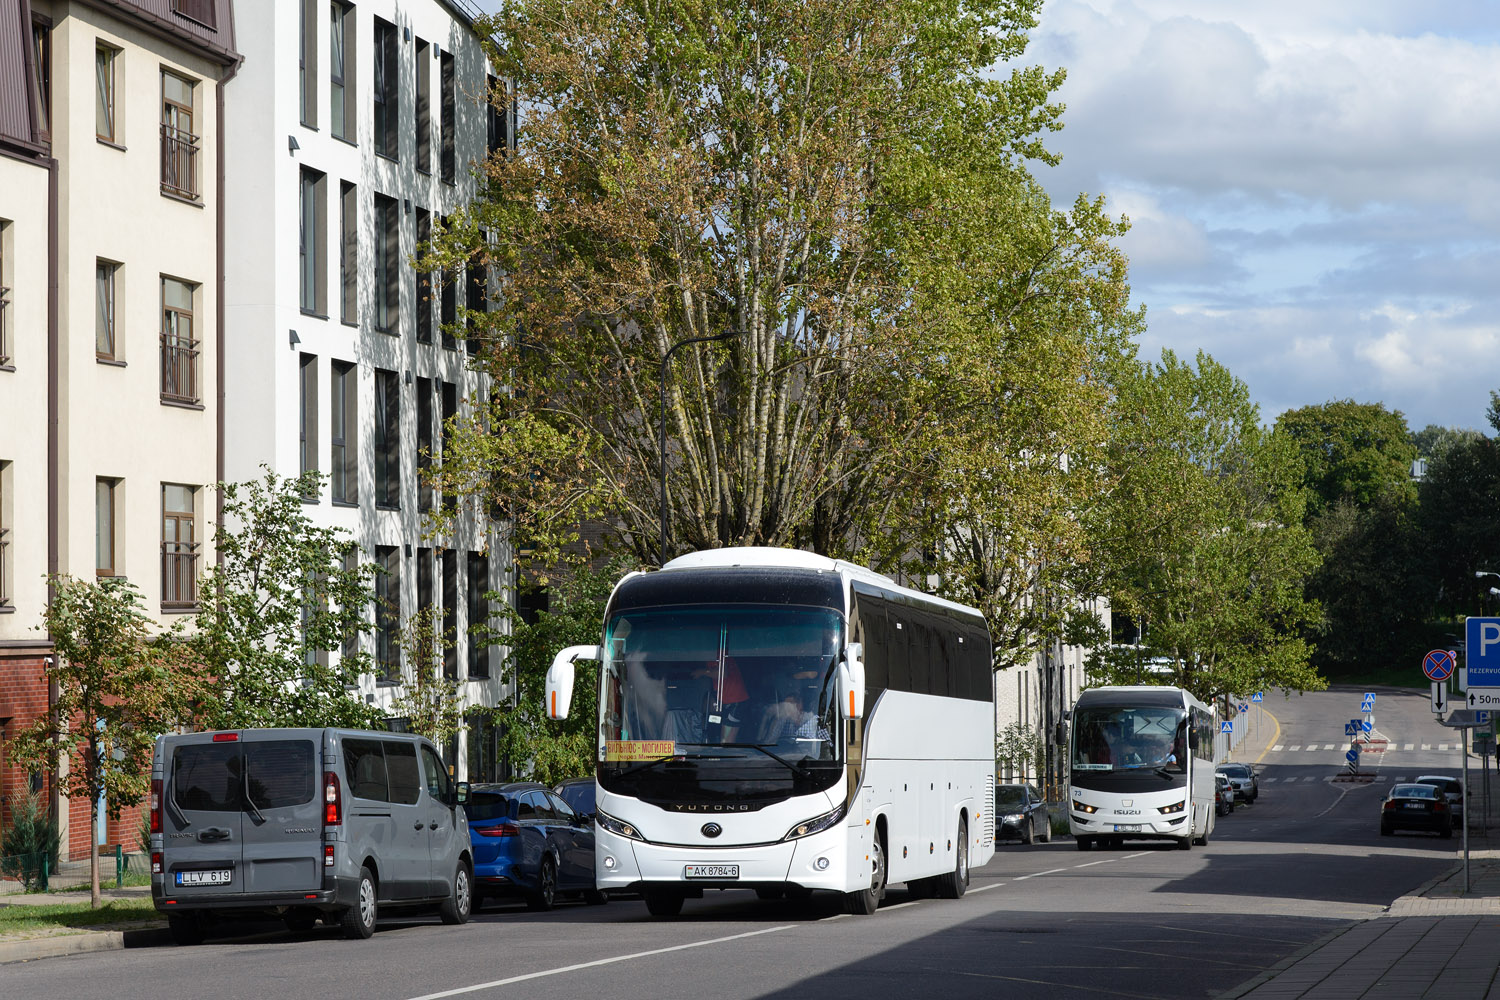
[936,819,969,899]
[644,888,685,917]
[341,866,377,939]
[440,862,472,925]
[282,908,319,933]
[526,857,557,912]
[167,912,206,946]
[583,888,608,906]
[845,833,886,914]
[1076,836,1093,851]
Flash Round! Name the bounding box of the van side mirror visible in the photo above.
[545,645,599,720]
[452,781,470,808]
[839,643,866,721]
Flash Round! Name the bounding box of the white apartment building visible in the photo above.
[222,0,513,780]
[0,0,239,858]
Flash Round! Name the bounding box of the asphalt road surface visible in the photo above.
[1,687,1470,1000]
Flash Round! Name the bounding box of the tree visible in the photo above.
[1418,421,1500,619]
[1086,351,1325,702]
[1276,400,1418,518]
[7,576,206,907]
[995,721,1044,783]
[188,470,382,730]
[387,607,465,749]
[424,0,1072,566]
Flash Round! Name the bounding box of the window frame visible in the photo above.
[373,193,399,333]
[329,1,356,143]
[299,167,327,316]
[160,482,199,610]
[339,181,357,323]
[96,42,120,144]
[330,359,357,504]
[96,259,119,361]
[375,544,400,683]
[467,551,490,679]
[299,353,319,492]
[160,69,199,200]
[96,477,119,577]
[372,17,399,161]
[299,0,318,128]
[159,275,200,405]
[439,50,455,183]
[374,367,400,509]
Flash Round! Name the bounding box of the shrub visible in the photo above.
[1,790,62,892]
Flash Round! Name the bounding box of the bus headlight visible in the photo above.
[1157,800,1186,815]
[1072,800,1098,814]
[597,810,647,842]
[783,802,847,841]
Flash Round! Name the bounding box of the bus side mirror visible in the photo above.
[1055,723,1067,747]
[545,645,599,720]
[839,643,866,720]
[1189,730,1200,751]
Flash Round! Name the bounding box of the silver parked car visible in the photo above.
[151,728,472,944]
[1413,774,1463,827]
[1215,762,1259,803]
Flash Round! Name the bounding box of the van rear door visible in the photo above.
[162,734,245,897]
[240,732,322,895]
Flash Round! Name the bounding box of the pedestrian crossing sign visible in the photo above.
[1220,721,1233,734]
[1252,692,1264,702]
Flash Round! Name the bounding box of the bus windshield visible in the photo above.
[599,605,843,770]
[1072,705,1187,773]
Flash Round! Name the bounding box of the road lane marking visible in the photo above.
[1012,867,1069,881]
[1073,859,1116,868]
[1404,743,1414,750]
[881,900,923,912]
[1288,745,1301,751]
[1121,852,1152,860]
[1271,744,1284,751]
[401,925,797,1000]
[968,882,1006,893]
[820,913,850,921]
[1422,745,1431,750]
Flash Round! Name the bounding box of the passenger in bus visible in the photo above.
[760,684,831,747]
[692,657,749,743]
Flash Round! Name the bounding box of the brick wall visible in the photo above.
[0,647,55,848]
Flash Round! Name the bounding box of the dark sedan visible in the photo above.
[468,782,606,910]
[996,783,1051,844]
[554,777,597,822]
[1380,783,1452,838]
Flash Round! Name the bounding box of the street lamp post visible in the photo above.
[659,329,737,566]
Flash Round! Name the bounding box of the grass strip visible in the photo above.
[0,898,159,937]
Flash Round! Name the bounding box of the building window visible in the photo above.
[299,353,319,491]
[96,43,120,143]
[161,483,198,608]
[467,553,490,679]
[0,462,12,607]
[160,70,198,199]
[486,74,510,157]
[329,1,355,142]
[299,0,317,127]
[417,377,433,512]
[299,167,327,315]
[340,544,359,662]
[375,544,399,682]
[374,193,398,333]
[31,19,51,144]
[415,40,431,173]
[171,0,217,29]
[160,276,199,404]
[374,368,400,509]
[373,18,398,160]
[417,546,433,616]
[440,383,456,511]
[415,208,432,343]
[96,478,119,577]
[442,549,457,679]
[439,216,456,349]
[96,260,119,361]
[465,237,488,355]
[339,181,357,323]
[439,51,455,183]
[329,360,357,503]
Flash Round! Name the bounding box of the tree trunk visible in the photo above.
[89,796,101,909]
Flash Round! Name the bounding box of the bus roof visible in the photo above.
[1074,685,1213,713]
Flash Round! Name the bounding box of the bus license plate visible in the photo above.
[684,864,739,880]
[1113,824,1140,833]
[175,869,231,886]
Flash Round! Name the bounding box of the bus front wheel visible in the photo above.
[644,889,685,917]
[1075,836,1093,851]
[845,834,887,915]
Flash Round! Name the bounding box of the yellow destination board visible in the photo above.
[604,740,676,762]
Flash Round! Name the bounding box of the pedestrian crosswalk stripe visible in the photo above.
[1272,745,1284,751]
[1421,745,1430,750]
[1288,746,1301,751]
[1404,744,1414,750]
[1439,744,1448,751]
[1325,744,1337,750]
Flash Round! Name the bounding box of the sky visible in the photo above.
[1025,0,1500,433]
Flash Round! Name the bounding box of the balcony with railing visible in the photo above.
[161,539,199,609]
[160,124,199,200]
[160,331,200,404]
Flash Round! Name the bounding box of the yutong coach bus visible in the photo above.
[543,548,996,916]
[1067,685,1218,851]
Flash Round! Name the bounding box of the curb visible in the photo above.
[0,923,170,965]
[1213,920,1364,1000]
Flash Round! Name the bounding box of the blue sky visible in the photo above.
[1027,0,1500,433]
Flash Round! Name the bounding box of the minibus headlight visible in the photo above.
[1072,800,1098,814]
[1157,800,1186,815]
[596,810,646,842]
[783,802,847,841]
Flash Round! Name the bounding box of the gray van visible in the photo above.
[150,728,472,943]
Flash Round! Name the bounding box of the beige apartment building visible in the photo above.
[0,0,239,860]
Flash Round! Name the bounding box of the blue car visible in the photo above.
[468,782,604,911]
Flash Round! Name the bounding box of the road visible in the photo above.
[0,687,1472,1000]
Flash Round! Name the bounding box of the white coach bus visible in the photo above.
[1067,685,1218,851]
[543,547,996,916]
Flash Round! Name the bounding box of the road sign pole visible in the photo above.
[1463,726,1470,894]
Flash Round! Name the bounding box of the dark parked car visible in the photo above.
[1216,762,1259,803]
[1381,783,1452,838]
[554,777,597,822]
[1413,775,1463,827]
[1215,773,1235,816]
[468,782,606,910]
[996,783,1051,844]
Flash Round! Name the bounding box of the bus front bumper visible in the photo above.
[1069,814,1188,839]
[595,824,855,893]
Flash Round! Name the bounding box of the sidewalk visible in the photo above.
[0,883,166,965]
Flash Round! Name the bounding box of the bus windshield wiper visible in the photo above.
[716,743,815,780]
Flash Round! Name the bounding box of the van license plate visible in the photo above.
[1113,824,1140,833]
[176,869,232,886]
[684,864,739,879]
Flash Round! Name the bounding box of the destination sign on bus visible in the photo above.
[604,740,676,762]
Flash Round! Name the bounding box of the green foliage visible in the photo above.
[6,575,205,906]
[387,606,466,748]
[1,791,61,892]
[493,562,628,787]
[1418,428,1500,620]
[188,469,383,731]
[1088,350,1325,702]
[995,721,1043,781]
[1276,400,1418,518]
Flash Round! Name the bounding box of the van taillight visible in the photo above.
[324,771,342,826]
[150,778,162,834]
[324,845,335,868]
[151,852,162,875]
